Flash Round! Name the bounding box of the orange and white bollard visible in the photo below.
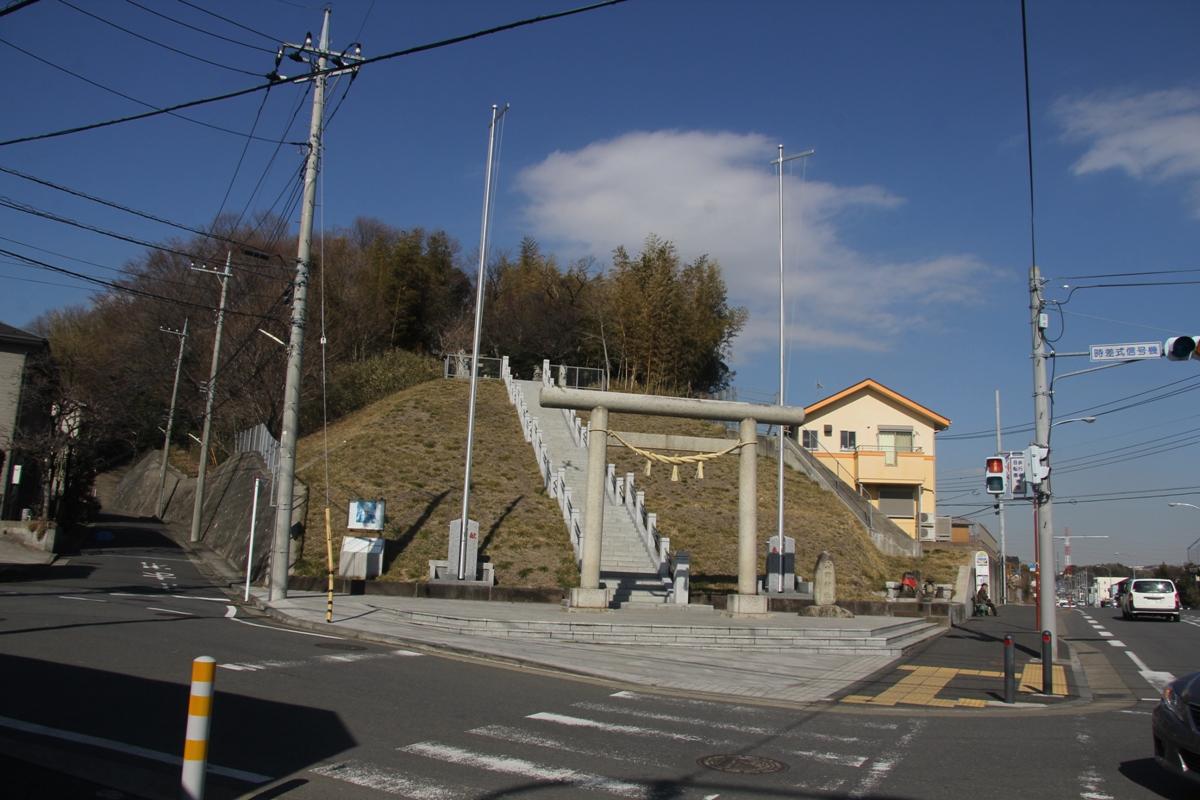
[181,656,216,800]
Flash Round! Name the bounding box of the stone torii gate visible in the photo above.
[539,386,806,615]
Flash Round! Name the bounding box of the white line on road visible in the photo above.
[469,724,673,768]
[789,748,868,768]
[310,759,457,799]
[145,607,192,616]
[849,719,925,798]
[171,595,227,602]
[1107,640,1126,647]
[574,701,860,743]
[527,712,707,743]
[223,605,346,640]
[57,595,106,602]
[400,741,647,798]
[0,714,271,784]
[1125,651,1175,693]
[1098,631,1113,638]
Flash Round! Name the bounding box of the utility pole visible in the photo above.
[269,10,361,600]
[189,252,232,543]
[995,389,1007,604]
[1030,264,1057,651]
[770,144,813,591]
[156,319,188,518]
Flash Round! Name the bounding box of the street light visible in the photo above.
[1168,502,1200,564]
[1051,416,1097,428]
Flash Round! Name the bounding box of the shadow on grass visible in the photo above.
[479,494,523,555]
[383,490,449,572]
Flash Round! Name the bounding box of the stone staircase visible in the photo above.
[516,379,668,606]
[366,603,942,656]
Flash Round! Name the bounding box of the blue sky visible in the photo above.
[3,0,1200,568]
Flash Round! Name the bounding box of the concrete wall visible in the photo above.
[110,450,306,581]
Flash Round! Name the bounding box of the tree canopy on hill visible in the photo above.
[30,218,745,480]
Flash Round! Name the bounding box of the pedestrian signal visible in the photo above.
[985,456,1007,496]
[1165,336,1200,361]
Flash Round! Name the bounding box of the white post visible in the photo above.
[244,477,260,602]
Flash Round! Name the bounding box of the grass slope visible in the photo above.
[293,379,576,588]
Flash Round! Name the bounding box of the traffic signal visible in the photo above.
[1024,444,1050,485]
[1165,336,1200,361]
[985,456,1007,495]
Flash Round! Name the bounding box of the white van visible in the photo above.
[1121,578,1180,622]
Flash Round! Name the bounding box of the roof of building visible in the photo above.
[0,321,46,349]
[803,378,951,430]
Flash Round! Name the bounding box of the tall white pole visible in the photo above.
[190,252,232,543]
[769,144,813,592]
[270,10,331,601]
[244,476,259,602]
[1030,264,1057,650]
[456,103,508,580]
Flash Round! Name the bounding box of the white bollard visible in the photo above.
[181,656,216,800]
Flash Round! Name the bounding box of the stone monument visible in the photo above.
[802,550,854,618]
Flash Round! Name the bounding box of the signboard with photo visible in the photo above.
[347,499,385,531]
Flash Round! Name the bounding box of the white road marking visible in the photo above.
[145,607,192,616]
[1098,631,1113,638]
[220,649,419,673]
[575,701,860,743]
[171,595,227,602]
[1125,651,1175,693]
[57,595,106,602]
[850,719,925,798]
[527,712,707,743]
[310,759,457,799]
[469,724,673,768]
[0,714,270,784]
[1075,726,1114,799]
[790,749,868,768]
[1107,640,1125,647]
[400,741,647,798]
[222,606,345,639]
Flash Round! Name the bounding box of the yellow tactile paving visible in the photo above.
[1018,663,1069,695]
[840,663,1069,708]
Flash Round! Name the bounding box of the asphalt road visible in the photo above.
[1,521,1197,799]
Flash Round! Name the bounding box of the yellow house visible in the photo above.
[799,379,950,539]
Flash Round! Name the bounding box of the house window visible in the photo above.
[840,430,856,451]
[801,429,818,449]
[823,424,833,437]
[878,429,914,466]
[877,485,915,518]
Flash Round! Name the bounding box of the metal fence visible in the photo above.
[234,424,279,488]
[443,353,505,380]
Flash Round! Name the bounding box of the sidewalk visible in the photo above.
[247,585,1093,711]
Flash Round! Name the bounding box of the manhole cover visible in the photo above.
[698,754,787,774]
[314,642,368,652]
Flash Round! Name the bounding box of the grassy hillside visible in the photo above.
[290,380,966,597]
[293,379,577,588]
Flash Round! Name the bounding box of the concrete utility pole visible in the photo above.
[156,319,188,518]
[995,388,1007,604]
[189,252,232,543]
[270,10,331,601]
[1030,264,1057,651]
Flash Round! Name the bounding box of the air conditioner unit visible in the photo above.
[934,516,953,541]
[919,512,933,525]
[919,525,937,542]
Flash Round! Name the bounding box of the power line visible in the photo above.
[0,0,42,19]
[122,0,276,53]
[172,0,281,45]
[0,36,303,145]
[0,0,629,148]
[57,0,264,77]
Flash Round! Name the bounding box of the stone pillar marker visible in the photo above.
[726,418,767,615]
[570,406,611,609]
[804,550,854,617]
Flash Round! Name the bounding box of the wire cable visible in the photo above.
[122,0,276,53]
[1020,0,1038,271]
[0,0,629,148]
[172,0,281,44]
[0,36,303,145]
[57,0,264,77]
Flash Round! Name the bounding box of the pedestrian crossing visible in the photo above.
[305,689,927,798]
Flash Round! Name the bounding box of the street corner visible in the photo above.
[835,661,1073,710]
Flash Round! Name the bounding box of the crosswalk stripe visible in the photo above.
[400,741,647,798]
[310,759,456,799]
[576,701,861,743]
[468,724,673,768]
[527,712,708,743]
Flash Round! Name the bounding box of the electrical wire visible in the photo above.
[213,86,274,223]
[122,0,276,53]
[1020,0,1037,273]
[173,0,282,45]
[57,0,264,77]
[0,36,303,145]
[0,0,629,148]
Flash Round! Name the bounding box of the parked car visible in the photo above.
[1121,578,1181,622]
[1153,671,1200,784]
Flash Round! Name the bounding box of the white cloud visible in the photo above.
[1054,88,1200,215]
[515,129,986,363]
